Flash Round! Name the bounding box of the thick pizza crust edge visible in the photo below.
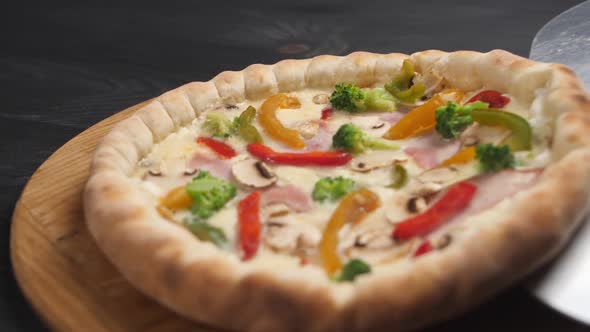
[84,50,590,332]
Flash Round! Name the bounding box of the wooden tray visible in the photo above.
[10,101,216,332]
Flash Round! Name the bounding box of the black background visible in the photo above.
[1,0,588,331]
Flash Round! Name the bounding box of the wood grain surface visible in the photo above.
[3,0,589,331]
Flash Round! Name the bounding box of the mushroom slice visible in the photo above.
[410,163,478,196]
[265,219,320,254]
[263,203,291,220]
[232,159,277,188]
[460,123,511,147]
[296,121,320,139]
[312,93,330,105]
[350,150,407,172]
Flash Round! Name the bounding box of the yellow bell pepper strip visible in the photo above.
[259,93,304,149]
[438,146,476,167]
[383,89,465,140]
[384,59,426,103]
[320,188,380,275]
[471,109,532,151]
[160,186,192,210]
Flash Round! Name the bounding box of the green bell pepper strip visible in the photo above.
[384,60,426,103]
[237,106,263,143]
[471,109,532,151]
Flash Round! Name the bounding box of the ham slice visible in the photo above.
[304,121,333,151]
[428,169,543,237]
[187,152,232,180]
[262,185,313,212]
[379,112,404,124]
[404,132,461,169]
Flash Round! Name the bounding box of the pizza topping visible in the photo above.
[406,196,428,214]
[263,203,291,219]
[238,191,262,260]
[313,94,330,105]
[247,143,352,166]
[384,59,426,104]
[435,234,452,249]
[320,188,380,275]
[188,153,233,180]
[304,121,333,151]
[459,122,511,148]
[196,137,237,159]
[329,83,397,113]
[333,124,399,154]
[404,134,461,169]
[438,146,476,167]
[186,171,237,219]
[434,101,488,139]
[295,120,320,139]
[467,90,510,108]
[312,176,357,202]
[184,218,227,248]
[350,150,407,172]
[259,94,305,149]
[202,112,238,139]
[476,144,515,173]
[334,258,371,282]
[148,168,162,177]
[183,167,198,176]
[262,185,313,212]
[383,89,464,140]
[320,107,334,120]
[389,164,408,189]
[413,240,433,257]
[264,219,320,254]
[160,186,192,211]
[470,109,532,151]
[392,181,477,240]
[231,159,277,188]
[236,106,263,144]
[352,228,395,249]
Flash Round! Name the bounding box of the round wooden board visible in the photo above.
[10,101,221,332]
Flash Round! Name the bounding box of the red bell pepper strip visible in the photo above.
[247,143,352,166]
[238,191,261,261]
[393,182,477,240]
[413,240,433,257]
[321,108,334,120]
[467,90,510,108]
[196,137,237,159]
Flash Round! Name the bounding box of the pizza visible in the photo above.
[84,50,590,332]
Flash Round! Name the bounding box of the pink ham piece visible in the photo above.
[428,169,543,237]
[262,185,313,212]
[404,132,461,169]
[187,152,232,180]
[304,121,334,151]
[379,112,404,125]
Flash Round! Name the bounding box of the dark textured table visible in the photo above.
[2,0,588,331]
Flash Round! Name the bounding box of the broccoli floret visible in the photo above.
[202,113,238,138]
[329,83,396,113]
[435,101,489,139]
[332,124,399,154]
[335,259,371,282]
[312,176,356,202]
[476,144,515,173]
[185,171,236,219]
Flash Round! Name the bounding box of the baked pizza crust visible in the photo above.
[84,50,590,332]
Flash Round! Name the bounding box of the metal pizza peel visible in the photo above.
[529,0,590,325]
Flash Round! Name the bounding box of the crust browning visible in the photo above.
[84,50,590,332]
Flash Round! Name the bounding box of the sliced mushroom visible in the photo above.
[232,159,277,188]
[406,196,428,214]
[416,167,459,185]
[413,71,445,98]
[412,163,479,195]
[296,121,320,139]
[264,220,320,254]
[350,150,407,172]
[460,122,511,147]
[385,193,413,225]
[353,228,395,249]
[312,93,330,105]
[435,234,452,249]
[263,203,291,220]
[139,159,153,168]
[183,168,198,176]
[148,169,162,176]
[371,121,386,129]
